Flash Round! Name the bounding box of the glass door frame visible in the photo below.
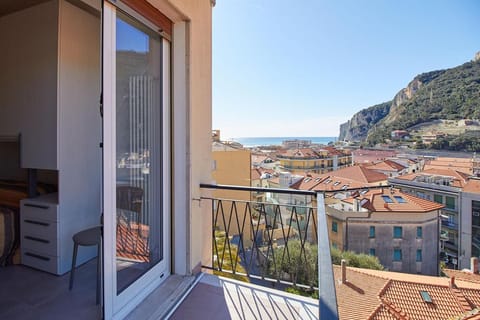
[102,2,171,318]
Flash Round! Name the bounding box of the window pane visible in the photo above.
[417,226,422,238]
[416,249,422,262]
[446,196,455,210]
[369,248,376,256]
[332,221,338,232]
[382,195,394,203]
[434,194,442,204]
[369,226,375,238]
[115,11,163,294]
[393,248,402,261]
[394,226,402,238]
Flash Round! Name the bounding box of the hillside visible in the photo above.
[339,53,480,149]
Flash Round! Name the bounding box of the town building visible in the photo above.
[326,188,443,275]
[277,147,352,174]
[364,159,408,177]
[390,168,480,270]
[251,153,276,170]
[351,149,398,164]
[424,156,476,175]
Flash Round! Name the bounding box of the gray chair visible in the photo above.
[69,225,102,305]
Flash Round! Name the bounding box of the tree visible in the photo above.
[269,240,318,287]
[330,247,384,270]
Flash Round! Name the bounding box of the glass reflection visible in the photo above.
[115,11,163,294]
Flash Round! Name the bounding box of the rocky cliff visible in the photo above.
[338,102,391,141]
[339,52,480,144]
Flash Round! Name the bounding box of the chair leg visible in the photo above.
[69,243,78,290]
[96,242,101,305]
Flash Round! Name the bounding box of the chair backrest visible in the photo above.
[116,186,144,214]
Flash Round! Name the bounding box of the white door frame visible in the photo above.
[102,2,171,318]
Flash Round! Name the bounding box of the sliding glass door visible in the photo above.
[103,1,170,318]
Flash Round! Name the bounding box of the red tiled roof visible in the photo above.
[366,160,407,172]
[251,168,262,180]
[290,166,387,192]
[463,179,480,194]
[334,266,480,320]
[354,188,445,212]
[443,269,480,285]
[330,165,388,184]
[279,148,320,159]
[395,168,471,189]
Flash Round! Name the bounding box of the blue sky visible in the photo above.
[212,0,480,139]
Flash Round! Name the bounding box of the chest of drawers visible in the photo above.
[20,193,63,274]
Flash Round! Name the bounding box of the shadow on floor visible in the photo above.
[170,274,319,320]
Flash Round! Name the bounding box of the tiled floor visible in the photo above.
[170,274,319,320]
[0,260,101,320]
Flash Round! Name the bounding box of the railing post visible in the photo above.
[317,192,339,319]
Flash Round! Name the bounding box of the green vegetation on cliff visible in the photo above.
[367,60,480,147]
[340,56,480,151]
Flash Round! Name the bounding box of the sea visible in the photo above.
[229,137,337,148]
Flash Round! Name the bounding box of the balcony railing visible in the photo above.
[200,183,339,319]
[441,220,458,229]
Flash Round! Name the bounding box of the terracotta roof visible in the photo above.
[251,168,262,180]
[351,188,445,212]
[333,265,389,320]
[329,165,388,184]
[443,269,480,285]
[366,160,407,173]
[251,154,275,164]
[463,179,480,194]
[352,149,398,164]
[290,173,371,192]
[290,166,387,192]
[289,173,327,190]
[278,148,320,159]
[424,163,473,175]
[334,266,480,320]
[395,168,470,189]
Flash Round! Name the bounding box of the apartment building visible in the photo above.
[326,188,443,275]
[277,147,352,174]
[390,168,480,270]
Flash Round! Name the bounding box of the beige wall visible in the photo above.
[155,0,213,275]
[212,149,252,242]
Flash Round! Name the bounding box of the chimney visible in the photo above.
[353,199,359,211]
[341,259,347,284]
[471,257,479,274]
[449,276,455,289]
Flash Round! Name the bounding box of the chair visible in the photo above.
[116,186,144,232]
[69,225,102,305]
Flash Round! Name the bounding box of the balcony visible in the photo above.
[441,220,458,230]
[170,184,339,319]
[1,184,338,320]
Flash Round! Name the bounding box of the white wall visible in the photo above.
[0,1,58,169]
[57,0,102,270]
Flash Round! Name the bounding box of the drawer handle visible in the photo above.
[24,236,50,244]
[24,203,49,210]
[25,252,50,261]
[24,219,50,227]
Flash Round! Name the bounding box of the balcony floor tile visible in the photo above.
[170,273,318,320]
